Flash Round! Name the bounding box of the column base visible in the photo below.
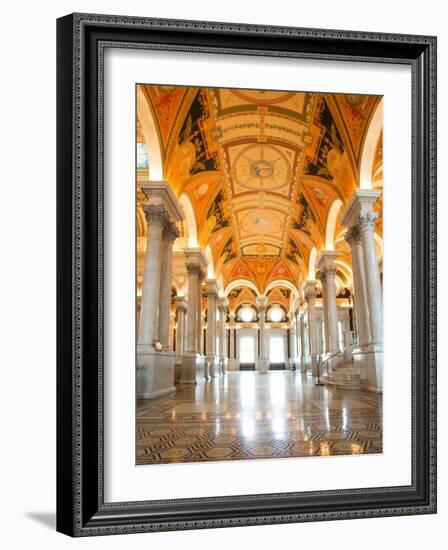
[219,358,228,375]
[137,347,176,399]
[352,346,383,392]
[174,357,183,384]
[256,358,269,373]
[304,354,319,376]
[179,352,206,384]
[206,356,220,378]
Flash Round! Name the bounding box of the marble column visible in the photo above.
[136,181,184,399]
[196,270,205,354]
[158,222,180,349]
[138,204,167,347]
[184,262,200,353]
[174,296,187,383]
[288,312,297,369]
[317,251,340,353]
[296,312,303,376]
[303,281,318,375]
[318,273,330,353]
[217,297,228,375]
[169,311,175,350]
[340,189,383,392]
[345,226,371,347]
[205,279,219,377]
[359,212,383,345]
[174,297,187,360]
[228,313,237,371]
[256,296,269,373]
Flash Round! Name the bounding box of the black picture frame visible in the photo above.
[56,13,437,536]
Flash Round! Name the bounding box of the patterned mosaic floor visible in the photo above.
[137,371,382,465]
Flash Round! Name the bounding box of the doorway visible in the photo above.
[239,335,256,370]
[269,336,285,369]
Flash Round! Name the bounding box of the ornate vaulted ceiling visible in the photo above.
[137,84,382,297]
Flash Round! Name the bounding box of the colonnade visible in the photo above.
[137,184,383,399]
[293,189,383,391]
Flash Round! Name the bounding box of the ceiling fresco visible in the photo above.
[137,84,382,307]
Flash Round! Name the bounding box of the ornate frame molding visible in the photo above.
[57,13,436,536]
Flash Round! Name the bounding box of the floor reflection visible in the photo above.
[137,371,382,464]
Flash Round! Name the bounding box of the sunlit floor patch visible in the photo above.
[136,371,382,465]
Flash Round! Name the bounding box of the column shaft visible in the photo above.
[184,264,199,353]
[174,299,187,360]
[229,314,235,360]
[206,293,217,357]
[320,275,330,353]
[359,213,383,344]
[305,286,318,362]
[196,273,204,354]
[158,224,179,348]
[325,269,340,352]
[138,206,166,346]
[346,227,371,347]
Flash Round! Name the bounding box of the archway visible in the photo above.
[325,198,343,250]
[136,86,164,180]
[359,99,383,190]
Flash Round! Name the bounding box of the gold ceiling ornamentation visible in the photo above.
[137,85,382,310]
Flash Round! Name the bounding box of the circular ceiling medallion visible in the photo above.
[240,209,283,236]
[233,144,291,191]
[250,159,273,178]
[231,89,296,105]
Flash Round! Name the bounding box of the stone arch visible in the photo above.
[204,245,215,279]
[264,279,299,299]
[178,193,198,247]
[308,247,318,280]
[225,279,260,297]
[325,198,343,250]
[136,86,164,180]
[359,99,383,190]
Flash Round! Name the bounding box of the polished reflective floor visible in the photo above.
[136,371,382,464]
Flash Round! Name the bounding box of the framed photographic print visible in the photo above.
[56,13,437,536]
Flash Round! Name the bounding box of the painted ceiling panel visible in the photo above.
[137,84,383,303]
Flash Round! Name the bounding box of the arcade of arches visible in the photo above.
[136,85,383,464]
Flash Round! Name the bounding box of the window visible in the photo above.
[269,306,283,323]
[239,336,256,363]
[239,306,255,323]
[269,336,285,363]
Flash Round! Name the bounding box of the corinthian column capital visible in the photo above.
[163,221,180,242]
[185,262,203,276]
[344,224,362,246]
[302,281,317,301]
[358,211,379,232]
[143,204,169,227]
[217,297,228,311]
